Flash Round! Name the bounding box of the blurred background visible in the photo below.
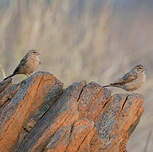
[0,0,153,151]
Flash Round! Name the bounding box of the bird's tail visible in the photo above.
[4,74,15,80]
[103,84,112,88]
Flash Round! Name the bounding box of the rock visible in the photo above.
[91,94,144,152]
[0,72,63,152]
[18,81,86,152]
[78,82,111,122]
[0,72,144,152]
[0,78,12,94]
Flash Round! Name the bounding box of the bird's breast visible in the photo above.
[124,72,145,91]
[24,55,40,74]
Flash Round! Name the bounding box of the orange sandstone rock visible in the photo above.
[0,72,63,152]
[0,72,144,152]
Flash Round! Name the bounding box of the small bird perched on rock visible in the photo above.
[4,50,40,80]
[104,64,145,91]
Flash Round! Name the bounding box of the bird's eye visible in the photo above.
[137,67,144,72]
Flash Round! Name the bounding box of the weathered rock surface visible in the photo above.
[0,72,144,152]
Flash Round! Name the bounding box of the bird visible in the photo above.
[4,50,40,80]
[103,64,145,91]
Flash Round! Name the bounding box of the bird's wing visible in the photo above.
[111,72,137,86]
[19,54,28,66]
[13,54,28,74]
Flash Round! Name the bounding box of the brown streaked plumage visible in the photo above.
[4,50,40,80]
[104,64,145,91]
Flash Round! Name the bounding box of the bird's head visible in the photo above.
[134,64,144,73]
[28,50,40,56]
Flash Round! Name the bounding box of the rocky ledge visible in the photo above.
[0,72,144,152]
